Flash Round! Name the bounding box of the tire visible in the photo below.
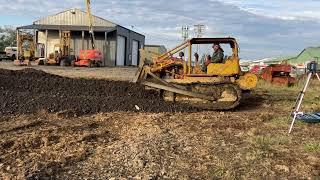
[38,59,44,65]
[64,56,73,66]
[96,61,101,67]
[69,55,76,62]
[71,60,75,67]
[88,61,93,68]
[11,55,16,61]
[60,59,66,66]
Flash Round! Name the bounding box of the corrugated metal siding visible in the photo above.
[71,31,117,66]
[38,31,46,44]
[95,34,106,66]
[71,31,82,56]
[34,9,116,27]
[116,26,145,66]
[47,31,60,55]
[144,46,167,62]
[106,31,116,66]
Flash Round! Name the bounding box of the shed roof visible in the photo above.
[17,24,116,32]
[289,47,320,64]
[33,8,117,27]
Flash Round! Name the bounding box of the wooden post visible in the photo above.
[104,31,108,66]
[188,43,192,74]
[82,30,84,50]
[33,30,37,58]
[59,30,62,46]
[34,30,38,57]
[16,30,19,60]
[45,30,48,58]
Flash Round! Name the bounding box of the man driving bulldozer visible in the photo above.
[211,44,224,63]
[201,44,224,72]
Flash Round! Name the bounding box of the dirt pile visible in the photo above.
[0,68,196,116]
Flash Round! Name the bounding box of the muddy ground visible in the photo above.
[0,67,319,179]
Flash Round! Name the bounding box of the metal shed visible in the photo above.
[289,47,320,65]
[17,8,145,66]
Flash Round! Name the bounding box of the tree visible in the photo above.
[0,26,16,51]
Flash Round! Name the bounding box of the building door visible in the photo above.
[116,36,126,66]
[132,40,139,66]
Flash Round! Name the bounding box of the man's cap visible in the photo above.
[212,43,220,48]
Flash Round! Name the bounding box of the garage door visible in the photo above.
[116,36,126,66]
[132,40,139,66]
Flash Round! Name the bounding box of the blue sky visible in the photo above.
[0,0,320,60]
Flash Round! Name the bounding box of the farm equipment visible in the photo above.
[133,38,258,110]
[45,31,73,66]
[250,64,267,74]
[46,44,63,65]
[73,0,103,67]
[14,32,35,66]
[73,49,103,67]
[261,64,296,86]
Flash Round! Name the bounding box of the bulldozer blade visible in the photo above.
[142,81,216,101]
[132,49,148,83]
[132,66,145,83]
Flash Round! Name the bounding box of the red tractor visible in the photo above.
[261,64,296,86]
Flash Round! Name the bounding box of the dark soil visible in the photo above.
[0,68,196,116]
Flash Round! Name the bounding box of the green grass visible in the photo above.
[208,159,229,179]
[304,142,320,152]
[269,116,290,125]
[257,79,320,93]
[255,135,292,149]
[257,79,320,112]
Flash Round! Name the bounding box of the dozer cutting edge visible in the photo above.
[133,38,258,110]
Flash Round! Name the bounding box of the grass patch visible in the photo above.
[256,80,299,93]
[255,136,273,153]
[269,116,290,125]
[208,159,229,179]
[304,142,320,152]
[257,79,320,93]
[252,135,292,154]
[257,79,320,112]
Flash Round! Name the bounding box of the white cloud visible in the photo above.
[219,0,320,21]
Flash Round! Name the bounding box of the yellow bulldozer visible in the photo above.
[133,38,258,110]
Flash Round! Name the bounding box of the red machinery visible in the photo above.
[74,49,103,67]
[261,64,296,86]
[250,64,267,74]
[73,0,103,68]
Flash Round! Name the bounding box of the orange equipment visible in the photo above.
[73,0,103,67]
[261,64,296,86]
[73,49,103,67]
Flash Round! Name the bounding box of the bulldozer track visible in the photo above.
[172,83,242,110]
